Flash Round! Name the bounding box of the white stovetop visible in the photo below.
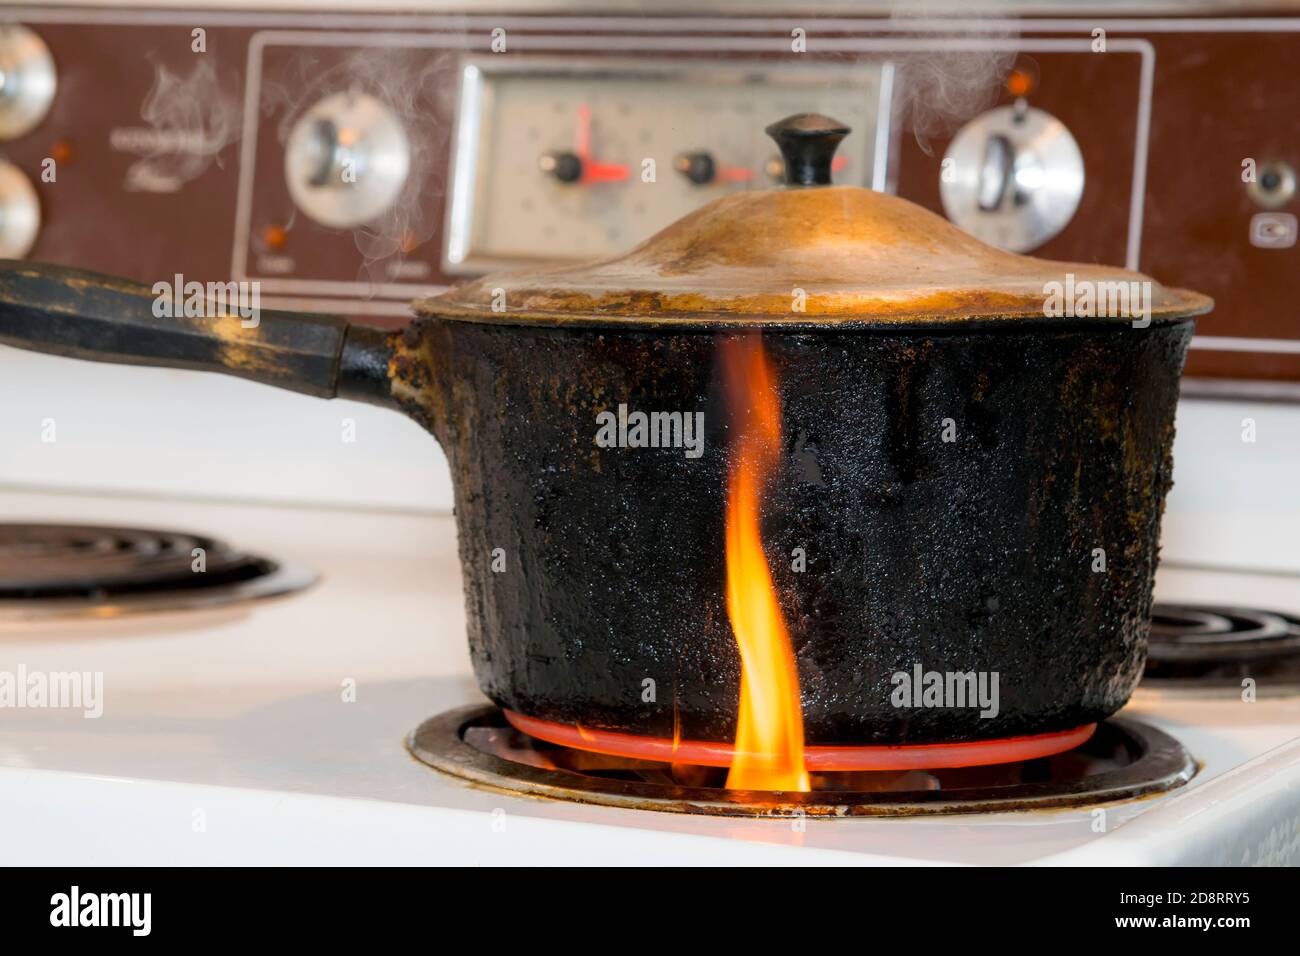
[0,487,1298,866]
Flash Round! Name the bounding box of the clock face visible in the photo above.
[445,59,886,271]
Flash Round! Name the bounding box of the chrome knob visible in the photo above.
[1246,161,1296,210]
[0,25,56,140]
[0,159,40,257]
[284,91,410,228]
[940,104,1084,253]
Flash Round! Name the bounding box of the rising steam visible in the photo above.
[263,47,461,286]
[118,57,242,192]
[887,6,1018,153]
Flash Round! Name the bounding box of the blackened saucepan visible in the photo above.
[0,115,1210,746]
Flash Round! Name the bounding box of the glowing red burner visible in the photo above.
[503,711,1096,773]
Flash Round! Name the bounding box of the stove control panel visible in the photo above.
[444,60,888,271]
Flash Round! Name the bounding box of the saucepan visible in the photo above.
[0,115,1211,753]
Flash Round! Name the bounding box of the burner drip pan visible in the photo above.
[408,706,1196,817]
[1146,603,1300,690]
[0,523,315,620]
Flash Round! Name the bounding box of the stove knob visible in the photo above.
[0,159,40,257]
[1246,161,1296,209]
[284,91,410,228]
[0,25,57,140]
[939,104,1084,253]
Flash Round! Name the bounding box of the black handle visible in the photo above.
[765,113,851,187]
[0,260,396,407]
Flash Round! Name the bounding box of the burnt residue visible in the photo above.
[409,707,1198,817]
[389,317,1194,746]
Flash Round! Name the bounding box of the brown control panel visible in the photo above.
[0,8,1297,389]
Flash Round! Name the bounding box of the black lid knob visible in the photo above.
[765,113,850,187]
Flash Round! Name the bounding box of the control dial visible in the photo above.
[284,91,410,229]
[939,104,1084,253]
[0,25,57,140]
[0,159,40,257]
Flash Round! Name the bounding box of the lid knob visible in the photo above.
[765,113,851,187]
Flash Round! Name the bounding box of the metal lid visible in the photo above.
[418,114,1211,330]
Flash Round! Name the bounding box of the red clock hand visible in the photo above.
[717,165,755,183]
[574,105,629,184]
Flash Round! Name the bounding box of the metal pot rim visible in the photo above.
[410,295,1211,333]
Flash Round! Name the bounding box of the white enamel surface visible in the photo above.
[0,488,1297,865]
[0,347,453,512]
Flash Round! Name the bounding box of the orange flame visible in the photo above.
[720,334,810,792]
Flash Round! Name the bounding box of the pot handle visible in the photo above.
[0,260,397,407]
